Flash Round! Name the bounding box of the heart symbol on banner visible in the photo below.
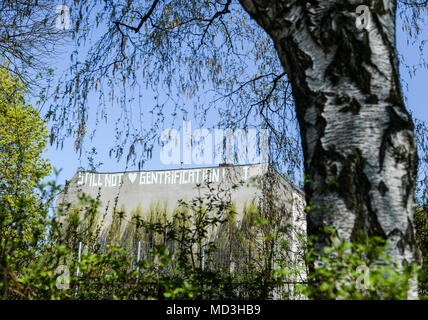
[128,173,137,184]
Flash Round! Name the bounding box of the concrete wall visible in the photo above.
[56,163,307,297]
[58,163,302,220]
[57,163,306,245]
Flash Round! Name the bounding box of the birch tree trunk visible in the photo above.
[239,0,420,285]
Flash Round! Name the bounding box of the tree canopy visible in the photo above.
[0,66,51,243]
[0,1,426,182]
[0,66,51,205]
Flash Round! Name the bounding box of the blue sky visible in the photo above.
[42,12,428,190]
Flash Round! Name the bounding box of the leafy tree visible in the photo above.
[0,66,51,240]
[0,67,51,199]
[0,66,55,298]
[0,1,67,89]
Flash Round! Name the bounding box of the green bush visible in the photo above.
[300,230,418,300]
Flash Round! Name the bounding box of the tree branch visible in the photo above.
[114,0,160,33]
[199,0,232,48]
[256,71,287,111]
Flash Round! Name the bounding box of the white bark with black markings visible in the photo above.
[239,0,420,289]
